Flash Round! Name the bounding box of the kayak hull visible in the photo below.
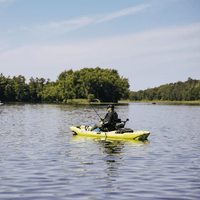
[70,125,150,141]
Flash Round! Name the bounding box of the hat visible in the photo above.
[107,104,114,109]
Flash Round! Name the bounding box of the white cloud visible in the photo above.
[97,4,150,23]
[22,16,94,36]
[2,23,200,66]
[1,23,200,88]
[0,0,16,4]
[0,41,9,52]
[21,4,150,36]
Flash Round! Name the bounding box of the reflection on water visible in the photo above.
[99,139,126,154]
[0,103,200,200]
[71,135,149,155]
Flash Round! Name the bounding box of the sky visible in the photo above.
[0,0,200,91]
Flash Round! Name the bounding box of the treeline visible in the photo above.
[130,78,200,101]
[0,67,130,103]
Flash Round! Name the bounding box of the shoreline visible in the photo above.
[2,100,128,106]
[119,100,200,105]
[2,99,200,105]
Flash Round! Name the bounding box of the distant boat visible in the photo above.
[0,101,3,105]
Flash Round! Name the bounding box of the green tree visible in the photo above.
[5,80,16,101]
[54,67,130,102]
[39,82,60,101]
[129,77,200,101]
[0,73,7,101]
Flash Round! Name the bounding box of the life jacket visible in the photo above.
[103,111,118,131]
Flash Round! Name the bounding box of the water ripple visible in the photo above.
[0,103,200,199]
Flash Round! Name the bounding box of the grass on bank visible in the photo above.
[65,99,100,104]
[119,99,200,105]
[66,99,123,104]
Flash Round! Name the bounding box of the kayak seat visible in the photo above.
[115,119,125,129]
[100,119,126,132]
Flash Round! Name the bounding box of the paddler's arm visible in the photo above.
[103,112,113,125]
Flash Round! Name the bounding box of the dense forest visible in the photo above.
[0,67,130,103]
[130,78,200,101]
[1,67,199,103]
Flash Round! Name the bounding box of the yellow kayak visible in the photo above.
[70,125,150,141]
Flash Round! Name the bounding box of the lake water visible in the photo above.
[0,103,200,200]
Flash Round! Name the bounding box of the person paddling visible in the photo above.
[90,105,118,131]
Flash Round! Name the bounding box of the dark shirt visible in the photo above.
[103,111,118,128]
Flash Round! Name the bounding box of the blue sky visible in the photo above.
[0,0,200,91]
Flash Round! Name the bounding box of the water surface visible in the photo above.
[0,103,200,199]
